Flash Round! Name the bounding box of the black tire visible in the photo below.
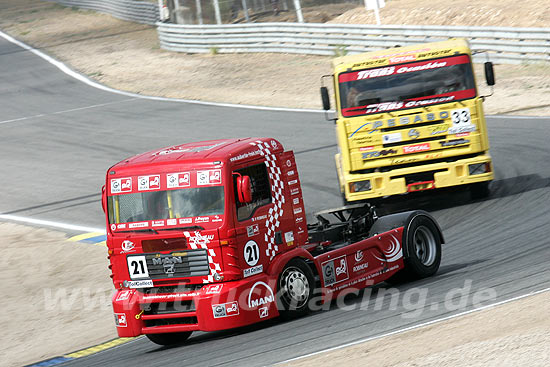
[470,181,490,200]
[387,215,442,283]
[145,331,192,346]
[277,258,315,318]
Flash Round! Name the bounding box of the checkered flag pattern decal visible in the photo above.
[253,140,285,260]
[183,231,221,283]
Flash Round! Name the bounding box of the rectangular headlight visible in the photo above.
[350,180,371,193]
[469,163,490,175]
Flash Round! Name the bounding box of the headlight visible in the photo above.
[349,180,372,193]
[469,162,491,175]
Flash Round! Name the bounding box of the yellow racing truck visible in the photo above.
[320,38,495,204]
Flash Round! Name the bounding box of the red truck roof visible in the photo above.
[110,137,283,173]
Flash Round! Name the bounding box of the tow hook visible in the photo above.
[135,310,144,320]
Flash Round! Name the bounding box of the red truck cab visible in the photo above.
[103,138,443,345]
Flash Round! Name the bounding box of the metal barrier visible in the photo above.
[49,0,159,25]
[157,22,550,64]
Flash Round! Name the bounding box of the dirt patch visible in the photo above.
[284,291,550,367]
[0,0,549,115]
[0,223,116,367]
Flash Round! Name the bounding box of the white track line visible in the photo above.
[0,30,324,114]
[277,286,550,365]
[0,214,105,233]
[0,98,136,125]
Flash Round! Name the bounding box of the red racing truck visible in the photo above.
[102,138,444,345]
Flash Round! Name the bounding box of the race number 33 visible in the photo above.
[127,256,149,279]
[451,108,471,125]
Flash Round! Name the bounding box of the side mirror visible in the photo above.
[237,175,253,204]
[101,185,106,213]
[320,86,331,111]
[484,62,495,86]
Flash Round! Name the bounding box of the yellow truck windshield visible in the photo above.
[339,54,476,117]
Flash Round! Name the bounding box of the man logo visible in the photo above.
[247,281,274,308]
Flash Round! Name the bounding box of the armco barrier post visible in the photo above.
[293,0,303,23]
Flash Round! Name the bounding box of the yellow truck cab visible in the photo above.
[321,38,495,203]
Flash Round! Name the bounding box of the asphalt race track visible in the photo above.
[1,35,549,367]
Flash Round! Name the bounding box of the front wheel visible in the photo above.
[146,331,192,346]
[277,258,315,318]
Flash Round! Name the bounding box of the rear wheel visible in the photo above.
[387,215,441,283]
[277,258,315,318]
[145,331,192,346]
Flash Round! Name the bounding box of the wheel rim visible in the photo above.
[413,225,437,266]
[280,266,310,309]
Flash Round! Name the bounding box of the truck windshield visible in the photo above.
[108,186,224,226]
[339,54,476,117]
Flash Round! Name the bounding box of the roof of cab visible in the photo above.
[110,137,282,172]
[332,38,471,72]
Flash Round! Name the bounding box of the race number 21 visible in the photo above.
[127,256,149,279]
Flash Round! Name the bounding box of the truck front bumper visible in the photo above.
[339,153,493,201]
[111,274,279,337]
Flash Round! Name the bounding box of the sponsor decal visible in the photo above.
[185,231,214,247]
[259,306,269,318]
[403,143,430,154]
[448,124,476,135]
[248,281,275,308]
[389,55,416,64]
[322,255,349,286]
[373,235,403,262]
[429,123,448,135]
[152,220,165,227]
[244,241,260,266]
[295,216,304,223]
[114,313,127,327]
[425,152,444,160]
[121,240,135,253]
[353,262,369,272]
[243,264,263,278]
[195,216,210,223]
[292,197,300,205]
[117,223,127,230]
[392,157,420,165]
[197,169,222,185]
[127,256,149,279]
[362,149,397,159]
[440,139,470,147]
[288,179,298,185]
[205,284,223,294]
[167,219,177,226]
[179,218,193,224]
[247,224,260,237]
[359,146,375,152]
[129,222,148,228]
[284,231,294,246]
[167,172,190,188]
[356,66,395,80]
[111,178,132,194]
[115,290,131,302]
[138,175,160,191]
[287,170,295,176]
[212,301,239,318]
[349,111,451,137]
[126,279,154,288]
[212,215,223,223]
[293,207,303,215]
[408,129,420,139]
[252,215,267,222]
[456,132,470,137]
[354,250,364,263]
[286,159,292,167]
[383,132,402,144]
[290,188,300,196]
[229,150,261,162]
[111,224,116,231]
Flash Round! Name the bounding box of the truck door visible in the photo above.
[232,161,274,279]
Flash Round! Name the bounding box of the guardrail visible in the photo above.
[157,22,550,64]
[49,0,159,25]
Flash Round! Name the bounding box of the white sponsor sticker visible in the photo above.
[382,132,402,144]
[244,241,260,266]
[126,279,154,289]
[243,264,263,278]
